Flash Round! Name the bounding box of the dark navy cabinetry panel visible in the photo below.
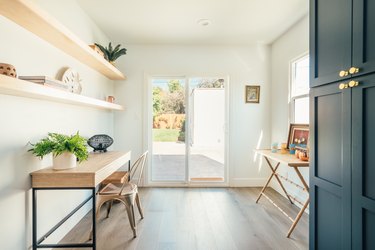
[311,0,375,248]
[310,83,351,249]
[353,0,375,78]
[311,0,375,88]
[351,75,375,249]
[310,0,352,87]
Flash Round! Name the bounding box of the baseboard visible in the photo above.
[230,178,267,187]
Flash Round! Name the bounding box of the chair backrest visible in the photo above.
[119,151,148,193]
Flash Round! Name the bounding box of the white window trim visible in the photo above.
[289,52,309,123]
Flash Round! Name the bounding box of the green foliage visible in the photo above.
[29,132,89,163]
[153,129,180,142]
[95,42,127,62]
[168,80,182,93]
[178,119,186,142]
[197,78,224,88]
[153,87,162,115]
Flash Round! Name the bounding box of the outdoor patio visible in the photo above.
[152,142,224,181]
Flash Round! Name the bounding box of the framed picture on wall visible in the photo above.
[287,123,309,149]
[245,85,260,103]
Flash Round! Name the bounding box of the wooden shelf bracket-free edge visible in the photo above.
[0,75,124,111]
[0,0,126,80]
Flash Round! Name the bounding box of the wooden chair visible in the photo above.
[95,151,148,238]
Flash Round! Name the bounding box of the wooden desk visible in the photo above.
[30,151,131,250]
[254,149,309,238]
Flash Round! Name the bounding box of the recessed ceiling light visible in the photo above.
[197,19,211,26]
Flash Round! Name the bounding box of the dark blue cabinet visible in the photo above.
[310,0,375,88]
[351,75,375,249]
[310,71,375,250]
[310,0,375,248]
[310,83,352,249]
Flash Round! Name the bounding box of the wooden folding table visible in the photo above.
[254,149,309,238]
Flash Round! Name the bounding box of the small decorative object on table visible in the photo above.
[0,63,17,77]
[87,134,114,152]
[245,85,260,103]
[289,143,296,154]
[94,42,127,66]
[28,132,88,170]
[271,142,278,153]
[280,143,288,154]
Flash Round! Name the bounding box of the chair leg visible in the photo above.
[123,202,137,238]
[135,193,144,219]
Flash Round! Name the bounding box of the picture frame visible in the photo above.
[245,85,260,103]
[287,123,309,149]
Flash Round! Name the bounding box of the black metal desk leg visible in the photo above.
[92,188,96,250]
[32,188,37,250]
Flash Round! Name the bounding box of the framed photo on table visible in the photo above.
[287,123,309,149]
[245,85,260,103]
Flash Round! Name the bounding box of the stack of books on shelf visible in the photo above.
[19,76,69,91]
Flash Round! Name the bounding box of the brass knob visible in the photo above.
[349,67,360,74]
[349,80,359,88]
[339,70,349,77]
[339,83,349,90]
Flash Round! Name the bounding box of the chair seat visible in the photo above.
[101,171,129,185]
[99,183,137,196]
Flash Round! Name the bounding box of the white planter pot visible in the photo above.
[53,152,77,170]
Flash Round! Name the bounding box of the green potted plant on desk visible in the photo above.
[29,132,89,170]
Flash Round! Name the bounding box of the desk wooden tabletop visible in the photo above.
[30,151,131,188]
[254,149,309,167]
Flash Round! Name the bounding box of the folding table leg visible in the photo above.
[287,197,310,238]
[286,166,310,237]
[256,161,280,203]
[264,157,294,204]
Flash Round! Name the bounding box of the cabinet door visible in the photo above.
[310,83,351,249]
[352,0,375,77]
[310,0,352,87]
[352,75,375,249]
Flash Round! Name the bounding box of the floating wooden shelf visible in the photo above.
[0,0,126,80]
[0,75,124,111]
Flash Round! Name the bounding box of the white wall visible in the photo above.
[270,15,309,205]
[0,1,114,249]
[192,88,224,147]
[114,44,272,186]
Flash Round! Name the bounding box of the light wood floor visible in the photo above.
[57,187,308,250]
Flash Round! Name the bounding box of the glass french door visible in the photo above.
[150,77,226,183]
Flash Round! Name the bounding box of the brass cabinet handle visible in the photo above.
[349,67,360,74]
[339,70,349,77]
[339,83,349,89]
[348,80,359,88]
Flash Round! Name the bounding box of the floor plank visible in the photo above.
[55,187,308,250]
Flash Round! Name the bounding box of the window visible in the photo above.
[290,55,309,124]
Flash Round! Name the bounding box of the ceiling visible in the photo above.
[77,0,308,45]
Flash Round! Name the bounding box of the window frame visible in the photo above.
[289,53,310,124]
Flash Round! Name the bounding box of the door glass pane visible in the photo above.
[152,78,186,181]
[188,78,225,182]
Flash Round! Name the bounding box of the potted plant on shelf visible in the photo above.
[95,42,127,66]
[29,132,89,170]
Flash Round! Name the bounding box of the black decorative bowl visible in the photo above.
[87,134,113,152]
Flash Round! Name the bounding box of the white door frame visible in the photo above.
[143,73,230,187]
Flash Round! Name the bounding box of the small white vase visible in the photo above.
[53,152,77,170]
